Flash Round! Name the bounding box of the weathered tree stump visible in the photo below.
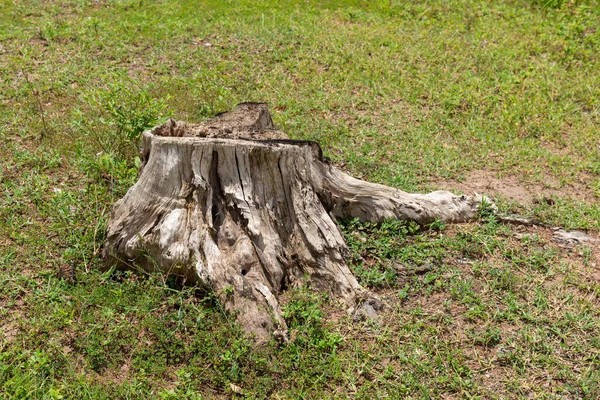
[103,103,487,341]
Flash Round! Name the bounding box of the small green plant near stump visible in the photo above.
[73,78,169,161]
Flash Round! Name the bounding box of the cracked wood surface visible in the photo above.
[103,103,486,341]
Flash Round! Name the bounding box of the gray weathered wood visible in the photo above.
[103,103,487,341]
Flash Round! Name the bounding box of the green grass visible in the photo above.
[1,0,600,398]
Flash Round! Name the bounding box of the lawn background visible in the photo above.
[1,0,599,398]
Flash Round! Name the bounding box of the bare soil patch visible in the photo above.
[432,169,595,204]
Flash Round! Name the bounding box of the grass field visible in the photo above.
[1,0,600,398]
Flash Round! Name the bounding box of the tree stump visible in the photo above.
[103,103,487,341]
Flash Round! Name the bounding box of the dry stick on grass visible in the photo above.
[103,103,492,342]
[496,214,551,228]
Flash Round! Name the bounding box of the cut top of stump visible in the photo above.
[152,102,289,140]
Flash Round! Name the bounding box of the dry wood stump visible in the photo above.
[103,103,486,341]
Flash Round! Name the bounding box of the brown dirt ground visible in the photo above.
[432,169,596,204]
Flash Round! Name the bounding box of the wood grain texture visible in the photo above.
[103,103,488,341]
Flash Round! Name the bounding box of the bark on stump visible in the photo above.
[103,103,487,341]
